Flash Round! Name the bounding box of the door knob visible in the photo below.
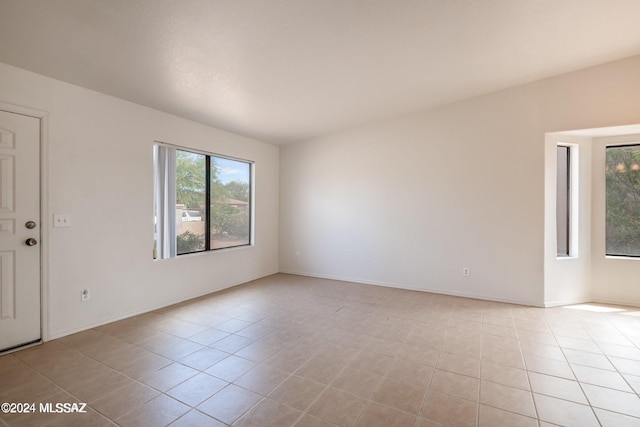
[25,238,38,246]
[25,221,36,229]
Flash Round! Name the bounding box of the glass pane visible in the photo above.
[176,150,206,254]
[606,145,640,256]
[210,157,251,249]
[556,146,569,256]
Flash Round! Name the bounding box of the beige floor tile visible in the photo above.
[479,404,538,427]
[209,333,254,353]
[396,343,439,367]
[187,327,230,346]
[481,346,525,369]
[528,372,587,404]
[436,353,480,378]
[610,356,640,375]
[429,369,479,401]
[307,387,367,427]
[330,366,383,399]
[215,318,253,334]
[293,413,341,427]
[235,339,283,363]
[519,341,565,361]
[179,347,229,371]
[386,358,434,388]
[116,394,189,427]
[354,401,417,427]
[44,407,116,427]
[371,377,425,414]
[563,348,615,370]
[295,357,344,385]
[556,336,602,353]
[265,348,313,373]
[598,342,640,360]
[581,383,640,418]
[138,333,205,361]
[416,417,448,427]
[268,374,325,411]
[349,350,394,376]
[98,344,150,370]
[314,342,360,365]
[480,380,536,418]
[622,373,640,394]
[92,381,160,420]
[517,330,557,345]
[482,324,518,339]
[233,363,290,396]
[139,362,199,392]
[534,393,599,427]
[594,408,640,427]
[167,372,228,406]
[523,354,575,379]
[422,390,477,427]
[197,384,262,424]
[442,338,481,359]
[234,398,303,427]
[571,363,633,392]
[480,360,530,390]
[481,334,521,353]
[4,274,640,427]
[64,369,132,403]
[168,409,227,426]
[204,355,257,382]
[0,374,62,403]
[149,317,209,339]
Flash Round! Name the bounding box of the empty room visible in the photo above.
[1,0,640,426]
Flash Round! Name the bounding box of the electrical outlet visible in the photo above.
[81,289,90,302]
[295,252,301,262]
[463,267,470,277]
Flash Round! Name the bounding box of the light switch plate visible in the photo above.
[53,214,71,228]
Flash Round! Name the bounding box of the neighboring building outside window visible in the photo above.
[154,144,253,259]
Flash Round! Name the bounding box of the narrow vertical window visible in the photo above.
[606,144,640,257]
[556,145,570,256]
[154,144,253,259]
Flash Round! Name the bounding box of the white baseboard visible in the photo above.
[279,269,542,307]
[543,297,592,308]
[48,270,279,340]
[590,296,640,309]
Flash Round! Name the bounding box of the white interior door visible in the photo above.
[0,110,41,352]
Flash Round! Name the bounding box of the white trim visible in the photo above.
[0,102,50,342]
[591,296,640,309]
[154,140,255,164]
[543,298,592,308]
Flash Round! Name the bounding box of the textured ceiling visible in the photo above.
[1,0,640,145]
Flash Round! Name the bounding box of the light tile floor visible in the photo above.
[1,273,640,426]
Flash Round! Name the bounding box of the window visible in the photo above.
[154,144,252,258]
[556,145,570,256]
[606,144,640,257]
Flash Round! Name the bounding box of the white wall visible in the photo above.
[0,62,280,339]
[543,135,592,307]
[280,55,640,307]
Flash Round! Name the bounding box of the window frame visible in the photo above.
[154,142,254,259]
[556,145,571,257]
[605,142,640,258]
